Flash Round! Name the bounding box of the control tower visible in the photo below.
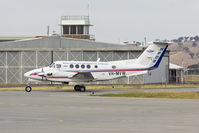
[60,16,94,40]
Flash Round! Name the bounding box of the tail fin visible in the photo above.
[136,42,170,69]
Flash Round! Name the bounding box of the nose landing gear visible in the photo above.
[25,86,32,92]
[74,85,86,92]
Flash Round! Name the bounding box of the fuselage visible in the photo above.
[24,59,148,83]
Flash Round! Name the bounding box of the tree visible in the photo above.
[190,37,194,41]
[194,36,199,41]
[183,47,190,52]
[177,37,184,42]
[171,39,178,43]
[192,42,197,47]
[189,52,195,59]
[184,36,189,42]
[196,53,199,58]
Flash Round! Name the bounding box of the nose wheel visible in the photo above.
[74,85,86,92]
[25,86,32,92]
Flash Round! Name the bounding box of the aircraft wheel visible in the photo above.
[79,86,86,92]
[25,86,32,92]
[74,85,80,91]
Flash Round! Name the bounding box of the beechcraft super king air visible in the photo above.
[24,42,171,92]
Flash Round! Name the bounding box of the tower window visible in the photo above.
[71,25,76,34]
[77,25,84,34]
[63,25,69,34]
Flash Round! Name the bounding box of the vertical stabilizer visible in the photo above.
[136,42,170,69]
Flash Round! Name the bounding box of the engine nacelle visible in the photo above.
[28,78,47,83]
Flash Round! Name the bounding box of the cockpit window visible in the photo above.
[56,64,61,68]
[49,63,55,68]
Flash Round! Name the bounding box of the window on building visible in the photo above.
[87,64,91,69]
[70,25,76,34]
[77,25,84,34]
[63,25,69,34]
[81,64,85,69]
[75,64,79,68]
[70,64,74,68]
[85,26,89,35]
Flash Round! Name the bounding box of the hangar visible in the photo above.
[0,16,169,85]
[0,36,169,84]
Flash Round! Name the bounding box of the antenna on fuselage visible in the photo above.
[97,58,100,62]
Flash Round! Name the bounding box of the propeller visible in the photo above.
[37,67,45,80]
[38,67,52,81]
[42,67,44,80]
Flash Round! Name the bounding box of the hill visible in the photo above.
[169,41,199,68]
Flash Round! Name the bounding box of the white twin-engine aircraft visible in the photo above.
[24,42,170,92]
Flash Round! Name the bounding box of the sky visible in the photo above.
[0,0,199,43]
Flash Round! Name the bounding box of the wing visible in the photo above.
[71,72,94,80]
[126,71,148,77]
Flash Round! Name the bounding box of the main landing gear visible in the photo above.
[74,85,86,92]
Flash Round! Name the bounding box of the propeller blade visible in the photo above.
[42,67,43,80]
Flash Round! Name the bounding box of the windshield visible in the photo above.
[49,63,55,68]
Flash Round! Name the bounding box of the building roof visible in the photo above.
[0,36,37,40]
[169,63,183,70]
[0,36,143,51]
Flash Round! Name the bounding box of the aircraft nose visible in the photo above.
[24,71,31,77]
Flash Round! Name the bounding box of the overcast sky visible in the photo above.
[0,0,199,43]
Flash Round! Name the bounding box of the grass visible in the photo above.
[184,75,199,82]
[0,86,73,91]
[94,91,199,99]
[0,83,199,91]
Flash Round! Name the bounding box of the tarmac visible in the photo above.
[0,89,199,133]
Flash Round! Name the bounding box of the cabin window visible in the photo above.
[75,64,79,68]
[81,64,85,69]
[56,64,61,68]
[70,64,74,68]
[87,64,91,69]
[112,65,116,69]
[95,65,98,68]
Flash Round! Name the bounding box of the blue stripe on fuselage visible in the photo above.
[149,45,168,69]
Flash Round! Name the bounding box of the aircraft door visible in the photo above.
[56,64,62,70]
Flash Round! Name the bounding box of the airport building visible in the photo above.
[0,16,169,84]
